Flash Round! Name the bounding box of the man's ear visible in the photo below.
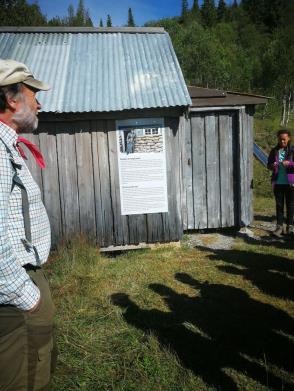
[5,94,20,111]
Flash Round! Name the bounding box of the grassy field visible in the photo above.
[253,158,274,215]
[47,110,293,390]
[254,103,294,152]
[47,233,293,391]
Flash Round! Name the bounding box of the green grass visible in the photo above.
[254,104,294,152]
[253,159,275,216]
[47,236,294,391]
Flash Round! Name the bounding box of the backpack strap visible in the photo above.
[10,161,32,244]
[1,140,40,264]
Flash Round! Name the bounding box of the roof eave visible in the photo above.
[0,26,165,34]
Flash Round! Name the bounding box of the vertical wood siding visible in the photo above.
[38,129,62,246]
[181,109,253,230]
[23,108,254,247]
[24,117,183,247]
[238,107,254,226]
[192,115,207,229]
[219,113,235,227]
[91,120,114,247]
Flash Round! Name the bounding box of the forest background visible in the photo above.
[0,0,293,134]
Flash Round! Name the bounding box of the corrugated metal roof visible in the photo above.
[0,28,191,113]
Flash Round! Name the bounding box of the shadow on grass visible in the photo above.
[111,273,293,390]
[240,234,294,250]
[197,246,294,301]
[253,214,275,223]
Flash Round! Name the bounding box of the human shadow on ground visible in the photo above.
[196,246,294,301]
[111,274,293,390]
[240,233,294,250]
[253,214,275,223]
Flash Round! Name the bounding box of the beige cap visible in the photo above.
[0,59,50,90]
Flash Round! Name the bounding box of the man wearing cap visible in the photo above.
[0,59,57,390]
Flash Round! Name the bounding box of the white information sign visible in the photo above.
[116,118,168,215]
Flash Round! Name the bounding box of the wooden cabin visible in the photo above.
[180,86,267,231]
[0,28,267,249]
[0,27,191,248]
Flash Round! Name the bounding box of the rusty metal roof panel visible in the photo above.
[188,86,227,98]
[188,87,268,107]
[0,29,191,113]
[190,95,268,107]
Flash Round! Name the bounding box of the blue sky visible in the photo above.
[29,0,235,27]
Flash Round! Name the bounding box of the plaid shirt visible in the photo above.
[0,122,51,310]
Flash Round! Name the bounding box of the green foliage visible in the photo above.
[241,0,290,31]
[145,0,293,103]
[75,0,85,25]
[254,102,294,152]
[217,0,227,22]
[99,18,103,27]
[262,25,294,98]
[71,0,92,26]
[0,0,47,26]
[201,0,217,27]
[191,0,200,18]
[0,0,93,27]
[157,19,254,90]
[253,159,273,199]
[71,0,93,27]
[46,0,93,26]
[181,0,189,18]
[128,7,135,27]
[67,4,74,25]
[106,14,112,27]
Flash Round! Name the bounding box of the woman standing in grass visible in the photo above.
[267,129,294,238]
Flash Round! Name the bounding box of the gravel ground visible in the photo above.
[183,216,293,250]
[184,232,236,250]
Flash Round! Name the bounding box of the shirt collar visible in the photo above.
[0,120,18,149]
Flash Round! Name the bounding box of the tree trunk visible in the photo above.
[281,87,293,127]
[285,89,293,126]
[280,94,287,126]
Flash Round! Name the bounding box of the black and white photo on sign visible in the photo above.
[119,126,163,154]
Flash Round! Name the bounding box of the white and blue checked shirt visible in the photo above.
[0,122,51,310]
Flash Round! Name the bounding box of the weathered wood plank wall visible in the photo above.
[192,115,207,229]
[238,106,254,226]
[39,130,61,246]
[219,113,235,227]
[181,108,254,230]
[23,108,254,248]
[92,121,114,246]
[24,117,183,247]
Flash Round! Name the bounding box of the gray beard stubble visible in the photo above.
[12,97,38,133]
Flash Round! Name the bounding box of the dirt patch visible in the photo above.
[183,216,293,251]
[184,233,236,250]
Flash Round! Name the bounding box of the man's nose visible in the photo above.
[36,99,41,110]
